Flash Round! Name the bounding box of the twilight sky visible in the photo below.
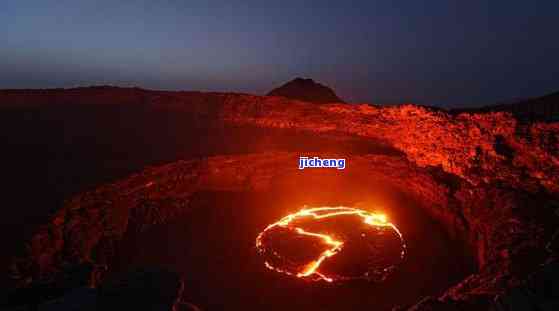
[1,0,559,107]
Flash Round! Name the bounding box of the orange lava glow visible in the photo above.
[256,206,406,283]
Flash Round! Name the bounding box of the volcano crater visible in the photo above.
[8,92,559,310]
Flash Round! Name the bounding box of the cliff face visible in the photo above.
[4,88,559,310]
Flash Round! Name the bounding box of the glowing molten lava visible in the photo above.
[256,206,406,283]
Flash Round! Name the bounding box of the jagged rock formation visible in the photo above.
[3,88,559,310]
[267,78,345,103]
[219,95,559,192]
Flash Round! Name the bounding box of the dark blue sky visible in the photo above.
[2,1,558,107]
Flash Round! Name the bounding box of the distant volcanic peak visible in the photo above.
[267,77,345,103]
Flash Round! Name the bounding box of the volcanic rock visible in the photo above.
[3,87,559,310]
[219,95,559,193]
[267,77,345,103]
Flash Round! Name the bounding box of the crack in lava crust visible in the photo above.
[256,207,406,283]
